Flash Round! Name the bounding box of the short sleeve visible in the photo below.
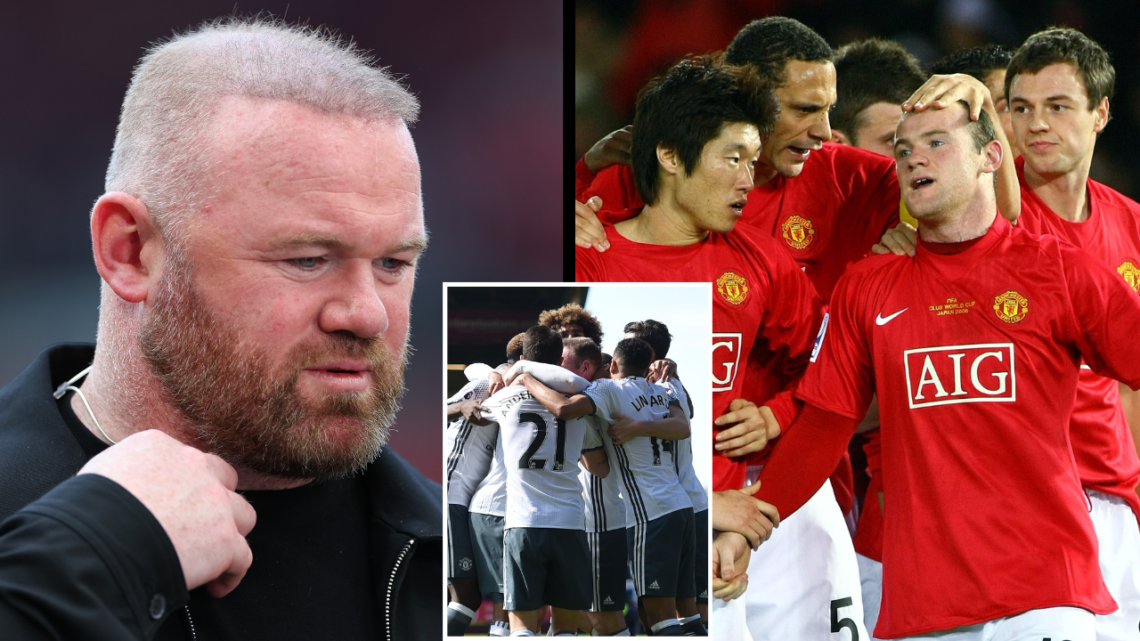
[1062,244,1140,389]
[795,269,876,421]
[579,417,604,451]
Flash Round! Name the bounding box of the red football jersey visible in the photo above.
[576,215,821,491]
[798,214,1140,636]
[1014,156,1140,520]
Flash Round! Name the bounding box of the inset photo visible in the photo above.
[444,283,711,637]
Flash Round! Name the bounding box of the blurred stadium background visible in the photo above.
[0,1,563,482]
[575,0,1140,197]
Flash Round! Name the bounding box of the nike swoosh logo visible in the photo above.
[875,308,908,325]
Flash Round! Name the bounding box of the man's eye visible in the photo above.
[931,139,944,147]
[379,257,411,274]
[1013,105,1028,114]
[291,257,325,269]
[727,157,739,163]
[897,148,911,158]
[1052,104,1067,112]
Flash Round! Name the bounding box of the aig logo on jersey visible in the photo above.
[904,343,1016,409]
[712,333,743,392]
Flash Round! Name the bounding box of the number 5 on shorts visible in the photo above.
[831,597,859,640]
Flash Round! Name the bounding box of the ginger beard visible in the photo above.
[139,251,407,481]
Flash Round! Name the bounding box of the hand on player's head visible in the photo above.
[903,73,990,121]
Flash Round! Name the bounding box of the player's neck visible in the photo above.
[917,192,998,244]
[1022,155,1092,223]
[754,159,778,187]
[618,200,709,246]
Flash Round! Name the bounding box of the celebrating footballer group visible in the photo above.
[576,15,1140,641]
[446,303,711,636]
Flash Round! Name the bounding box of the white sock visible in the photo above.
[650,618,682,634]
[448,602,477,618]
[680,614,701,625]
[611,629,631,636]
[490,621,511,637]
[509,630,536,637]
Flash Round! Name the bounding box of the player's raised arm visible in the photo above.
[514,373,594,420]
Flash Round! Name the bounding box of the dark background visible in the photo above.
[0,1,564,482]
[575,0,1140,196]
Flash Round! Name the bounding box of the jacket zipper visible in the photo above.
[185,605,197,641]
[385,540,415,641]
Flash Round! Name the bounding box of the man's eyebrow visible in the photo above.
[893,129,950,148]
[1010,94,1076,103]
[269,233,428,255]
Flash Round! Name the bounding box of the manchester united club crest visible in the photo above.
[459,557,474,571]
[716,272,748,305]
[781,215,816,250]
[993,290,1028,323]
[1118,261,1140,293]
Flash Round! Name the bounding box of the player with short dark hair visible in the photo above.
[538,303,605,346]
[755,99,1140,639]
[1002,27,1140,637]
[831,39,927,157]
[561,337,604,380]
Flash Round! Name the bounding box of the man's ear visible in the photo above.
[656,144,681,177]
[830,129,851,146]
[1093,96,1110,133]
[981,138,1003,175]
[91,192,165,304]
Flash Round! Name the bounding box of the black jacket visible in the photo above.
[0,344,442,640]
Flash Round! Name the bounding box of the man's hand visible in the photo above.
[487,371,506,397]
[77,430,256,598]
[711,531,751,601]
[575,197,608,251]
[607,413,643,446]
[583,125,633,173]
[456,400,491,426]
[711,482,779,550]
[903,73,990,120]
[871,222,918,256]
[646,358,677,384]
[714,399,780,457]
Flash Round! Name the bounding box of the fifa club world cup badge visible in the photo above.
[716,272,749,305]
[1118,261,1140,293]
[781,215,815,249]
[993,290,1029,323]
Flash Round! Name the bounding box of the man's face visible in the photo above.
[852,101,903,157]
[559,323,585,339]
[1009,62,1108,178]
[672,122,761,234]
[141,97,425,480]
[893,106,989,224]
[559,346,594,380]
[982,68,1016,149]
[761,60,837,178]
